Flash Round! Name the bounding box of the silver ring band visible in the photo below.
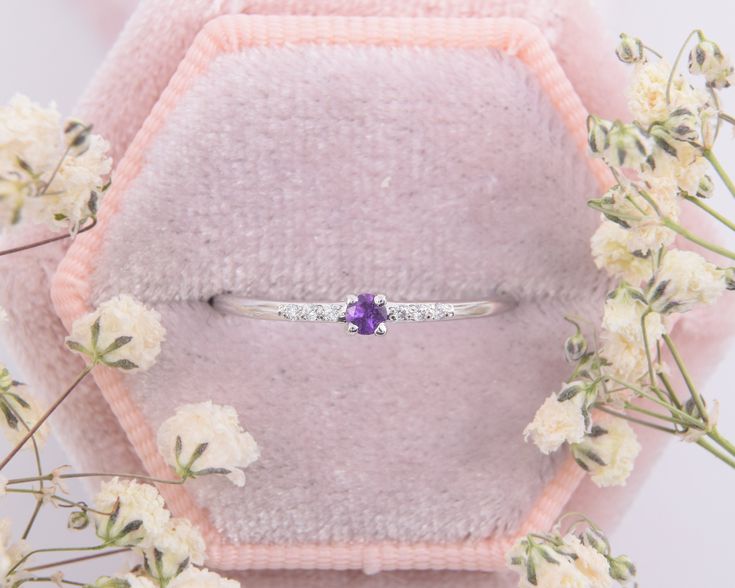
[212,291,517,336]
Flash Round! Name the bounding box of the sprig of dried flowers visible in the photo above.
[509,30,735,588]
[0,97,258,587]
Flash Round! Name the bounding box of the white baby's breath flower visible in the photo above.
[572,418,641,487]
[689,39,735,89]
[648,249,726,314]
[141,518,205,583]
[157,402,260,487]
[628,60,709,127]
[507,538,588,588]
[93,478,170,547]
[66,294,165,371]
[0,379,49,450]
[591,221,652,285]
[600,121,652,170]
[0,94,111,232]
[166,567,240,588]
[24,133,111,231]
[564,534,615,587]
[600,290,666,383]
[523,383,588,455]
[0,519,30,587]
[615,33,645,64]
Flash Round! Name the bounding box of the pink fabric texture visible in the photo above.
[52,15,605,572]
[0,1,731,586]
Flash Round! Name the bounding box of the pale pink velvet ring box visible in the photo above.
[1,1,732,587]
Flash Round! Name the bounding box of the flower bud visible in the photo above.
[564,332,588,363]
[587,115,612,155]
[689,39,734,89]
[724,267,735,290]
[609,554,637,582]
[68,510,90,530]
[663,107,699,142]
[64,119,93,156]
[696,174,715,198]
[604,121,653,169]
[615,33,645,64]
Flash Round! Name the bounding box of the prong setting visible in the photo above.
[347,323,359,335]
[374,322,387,336]
[345,294,359,305]
[373,294,387,307]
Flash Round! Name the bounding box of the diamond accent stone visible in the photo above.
[388,303,455,321]
[278,303,344,322]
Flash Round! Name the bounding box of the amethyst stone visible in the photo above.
[345,293,388,335]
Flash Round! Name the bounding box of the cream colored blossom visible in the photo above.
[93,478,170,547]
[24,133,111,231]
[565,534,614,587]
[141,518,205,583]
[628,60,709,127]
[592,181,679,258]
[0,519,30,587]
[572,418,641,487]
[0,380,49,449]
[157,402,260,487]
[523,384,588,455]
[0,94,111,232]
[601,291,666,383]
[591,221,652,285]
[649,249,726,313]
[689,39,735,89]
[166,568,240,588]
[66,294,165,371]
[644,139,709,196]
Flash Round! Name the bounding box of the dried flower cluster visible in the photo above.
[524,29,735,503]
[0,94,111,234]
[507,516,636,587]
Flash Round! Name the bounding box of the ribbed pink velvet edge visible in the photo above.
[51,15,609,572]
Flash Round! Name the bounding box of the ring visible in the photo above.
[211,291,517,336]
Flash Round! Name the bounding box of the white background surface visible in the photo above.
[0,1,733,586]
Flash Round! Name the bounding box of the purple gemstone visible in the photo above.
[345,293,388,335]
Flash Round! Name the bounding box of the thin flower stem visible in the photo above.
[40,144,72,197]
[14,578,86,587]
[660,216,735,260]
[658,370,684,410]
[8,543,110,577]
[635,187,735,259]
[0,218,97,257]
[719,112,735,126]
[666,29,703,106]
[662,333,708,423]
[594,405,679,434]
[25,548,130,572]
[704,149,735,200]
[0,365,94,472]
[640,310,657,390]
[697,438,735,468]
[22,500,43,542]
[608,377,702,428]
[8,472,184,486]
[684,194,735,232]
[622,401,694,428]
[5,488,112,516]
[4,401,47,540]
[709,427,735,457]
